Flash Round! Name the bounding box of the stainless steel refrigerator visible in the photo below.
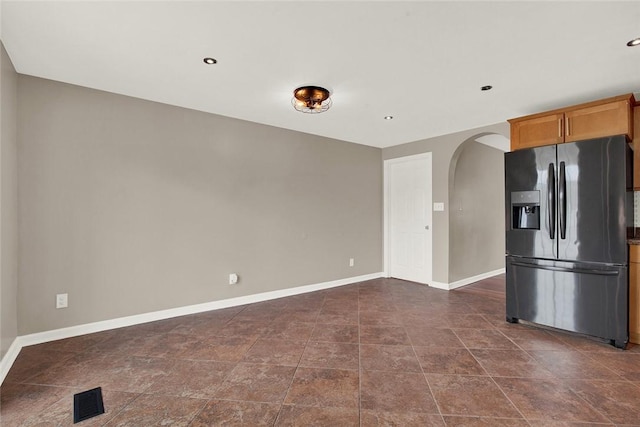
[505,135,632,348]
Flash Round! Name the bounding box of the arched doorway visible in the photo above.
[448,133,507,284]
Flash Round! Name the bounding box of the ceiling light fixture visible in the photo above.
[481,85,493,91]
[292,86,332,114]
[384,116,394,120]
[203,57,217,64]
[627,38,640,47]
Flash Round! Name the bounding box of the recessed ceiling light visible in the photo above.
[384,116,394,120]
[627,38,640,47]
[481,85,493,91]
[203,57,217,65]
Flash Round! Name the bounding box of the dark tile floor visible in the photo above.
[2,275,640,426]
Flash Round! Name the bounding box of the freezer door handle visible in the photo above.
[547,163,556,239]
[510,261,620,276]
[559,161,566,239]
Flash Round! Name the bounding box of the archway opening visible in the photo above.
[448,133,507,283]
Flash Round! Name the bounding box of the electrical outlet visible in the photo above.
[349,258,354,267]
[229,273,239,285]
[56,293,68,309]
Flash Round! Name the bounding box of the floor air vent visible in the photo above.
[73,387,105,423]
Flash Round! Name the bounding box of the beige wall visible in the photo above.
[11,69,509,336]
[1,43,19,357]
[382,123,509,284]
[449,140,505,282]
[17,76,383,335]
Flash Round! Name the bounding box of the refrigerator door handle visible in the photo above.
[510,261,620,276]
[559,161,566,239]
[547,163,556,239]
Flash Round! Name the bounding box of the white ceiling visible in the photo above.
[2,1,640,148]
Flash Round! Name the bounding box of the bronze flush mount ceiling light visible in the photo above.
[292,86,332,113]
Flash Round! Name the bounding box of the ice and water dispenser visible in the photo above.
[511,191,540,230]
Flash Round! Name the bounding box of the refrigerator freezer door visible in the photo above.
[506,256,628,347]
[557,136,630,265]
[505,145,557,259]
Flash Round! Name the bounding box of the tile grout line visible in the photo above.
[357,283,363,427]
[273,353,294,423]
[407,319,446,425]
[507,329,621,425]
[450,327,533,425]
[473,324,621,425]
[104,386,151,426]
[271,295,325,426]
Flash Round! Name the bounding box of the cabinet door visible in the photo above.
[565,99,632,143]
[510,112,564,150]
[630,246,640,345]
[634,107,640,190]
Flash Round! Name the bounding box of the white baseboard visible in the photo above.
[428,280,450,290]
[0,272,383,385]
[429,268,506,291]
[0,338,22,385]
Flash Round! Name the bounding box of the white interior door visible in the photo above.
[385,153,432,284]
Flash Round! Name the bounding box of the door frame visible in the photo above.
[383,152,433,283]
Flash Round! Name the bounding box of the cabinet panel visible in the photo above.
[510,113,564,151]
[634,106,640,190]
[630,245,640,344]
[565,100,632,143]
[630,244,640,263]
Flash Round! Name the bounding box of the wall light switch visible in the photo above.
[433,202,445,212]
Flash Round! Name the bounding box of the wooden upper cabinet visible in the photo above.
[510,112,564,150]
[508,94,635,151]
[564,98,633,142]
